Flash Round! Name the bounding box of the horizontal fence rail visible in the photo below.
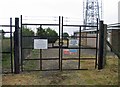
[20,15,99,72]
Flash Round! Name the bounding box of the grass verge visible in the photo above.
[2,56,119,85]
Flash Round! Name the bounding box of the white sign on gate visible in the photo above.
[69,39,79,47]
[34,39,48,49]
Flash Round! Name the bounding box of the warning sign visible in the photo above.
[69,39,79,47]
[34,39,48,49]
[63,49,78,55]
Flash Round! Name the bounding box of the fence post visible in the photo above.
[14,18,20,74]
[103,24,107,66]
[98,21,104,70]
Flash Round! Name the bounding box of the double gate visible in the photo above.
[1,16,106,73]
[20,15,99,71]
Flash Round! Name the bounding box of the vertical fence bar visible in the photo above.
[98,21,104,70]
[10,18,13,73]
[78,26,81,69]
[95,18,99,69]
[20,15,23,71]
[59,16,61,70]
[14,18,20,74]
[19,17,21,72]
[40,49,42,70]
[60,16,63,71]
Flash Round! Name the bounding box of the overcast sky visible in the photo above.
[0,0,120,35]
[0,0,119,23]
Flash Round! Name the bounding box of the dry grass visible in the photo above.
[2,56,119,86]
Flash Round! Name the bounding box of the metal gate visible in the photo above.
[20,15,99,71]
[0,18,14,73]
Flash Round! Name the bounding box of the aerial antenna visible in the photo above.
[83,0,102,30]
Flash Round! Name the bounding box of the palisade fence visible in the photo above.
[107,23,120,59]
[1,15,119,74]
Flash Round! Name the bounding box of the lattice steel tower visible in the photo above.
[83,0,102,29]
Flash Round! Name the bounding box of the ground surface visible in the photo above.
[2,56,119,85]
[2,42,119,85]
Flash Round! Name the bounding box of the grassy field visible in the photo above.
[2,56,119,85]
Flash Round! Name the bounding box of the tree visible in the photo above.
[2,29,5,38]
[37,27,58,43]
[63,32,69,39]
[22,26,34,36]
[45,27,58,43]
[36,26,46,38]
[22,26,34,48]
